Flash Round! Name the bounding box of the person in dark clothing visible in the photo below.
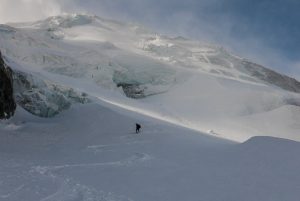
[136,123,141,134]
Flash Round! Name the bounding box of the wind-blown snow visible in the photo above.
[1,14,300,201]
[1,14,300,141]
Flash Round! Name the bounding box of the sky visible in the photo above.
[0,0,299,78]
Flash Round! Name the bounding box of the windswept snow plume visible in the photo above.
[1,13,300,201]
[1,14,300,141]
[0,0,65,23]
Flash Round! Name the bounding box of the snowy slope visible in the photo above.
[1,14,300,201]
[1,13,300,142]
[1,101,300,201]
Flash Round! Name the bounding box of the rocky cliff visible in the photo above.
[0,51,16,119]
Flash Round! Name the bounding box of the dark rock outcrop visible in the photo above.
[0,51,16,119]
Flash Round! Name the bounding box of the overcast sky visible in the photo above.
[0,0,299,78]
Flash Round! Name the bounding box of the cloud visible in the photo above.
[0,0,66,23]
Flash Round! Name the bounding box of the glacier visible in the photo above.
[1,13,300,201]
[1,14,300,141]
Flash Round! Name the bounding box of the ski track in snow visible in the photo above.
[29,153,151,201]
[35,171,134,201]
[86,140,151,153]
[0,163,136,201]
[33,152,152,174]
[37,177,134,201]
[0,184,25,199]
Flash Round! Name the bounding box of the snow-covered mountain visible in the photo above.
[1,14,300,201]
[1,14,299,141]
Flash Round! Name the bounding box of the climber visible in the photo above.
[136,123,141,134]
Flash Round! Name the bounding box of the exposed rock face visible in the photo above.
[0,51,16,119]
